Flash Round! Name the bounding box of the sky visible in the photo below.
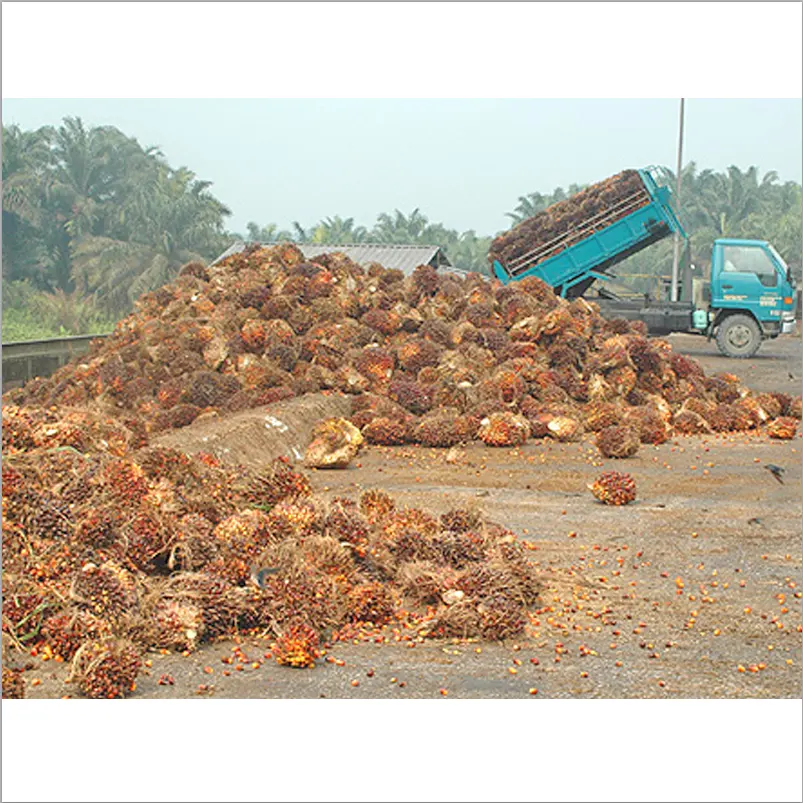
[3,98,801,237]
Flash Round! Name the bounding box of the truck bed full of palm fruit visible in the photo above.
[488,170,650,270]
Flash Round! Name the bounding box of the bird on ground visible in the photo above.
[764,464,785,484]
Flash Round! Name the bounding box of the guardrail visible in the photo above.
[2,333,111,392]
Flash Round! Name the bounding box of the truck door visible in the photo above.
[713,243,783,321]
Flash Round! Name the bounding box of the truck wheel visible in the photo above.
[715,314,762,358]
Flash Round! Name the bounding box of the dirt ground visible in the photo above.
[22,333,802,699]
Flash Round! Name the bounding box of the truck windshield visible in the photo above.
[768,244,794,286]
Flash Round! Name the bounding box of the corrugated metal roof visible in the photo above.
[210,241,453,276]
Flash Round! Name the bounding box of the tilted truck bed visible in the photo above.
[492,168,687,298]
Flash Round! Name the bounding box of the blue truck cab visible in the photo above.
[491,167,798,358]
[707,238,798,356]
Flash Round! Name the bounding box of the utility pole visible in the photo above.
[670,98,685,302]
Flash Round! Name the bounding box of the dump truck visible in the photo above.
[491,167,798,358]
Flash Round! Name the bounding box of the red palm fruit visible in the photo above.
[477,413,530,447]
[767,416,798,440]
[589,471,637,506]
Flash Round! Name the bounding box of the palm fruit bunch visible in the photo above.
[622,406,668,445]
[387,379,433,416]
[362,416,409,445]
[672,409,712,435]
[596,425,640,458]
[349,393,410,429]
[346,582,395,625]
[584,401,622,432]
[151,599,205,652]
[440,507,482,534]
[2,665,25,699]
[265,499,323,543]
[767,416,799,440]
[273,622,321,668]
[69,562,139,622]
[398,561,456,607]
[477,595,528,641]
[755,392,784,420]
[322,498,370,550]
[167,514,220,572]
[414,411,470,448]
[706,374,742,404]
[431,531,486,569]
[589,471,637,506]
[42,611,109,661]
[358,488,396,525]
[545,415,582,442]
[787,397,803,419]
[184,370,241,408]
[427,599,483,639]
[709,403,752,433]
[123,510,173,572]
[157,573,243,640]
[209,509,274,584]
[354,347,395,388]
[477,412,531,447]
[243,456,312,508]
[396,337,442,374]
[68,638,142,698]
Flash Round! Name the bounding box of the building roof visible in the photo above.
[210,241,454,276]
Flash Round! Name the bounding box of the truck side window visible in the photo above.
[722,246,778,288]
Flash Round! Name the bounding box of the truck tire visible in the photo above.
[715,314,762,358]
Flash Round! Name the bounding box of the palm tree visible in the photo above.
[2,124,54,225]
[71,166,231,315]
[290,221,313,243]
[311,215,368,244]
[51,117,164,240]
[2,125,55,284]
[445,230,493,274]
[245,222,295,243]
[694,165,778,237]
[372,208,437,243]
[505,183,588,225]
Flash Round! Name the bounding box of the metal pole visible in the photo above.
[670,98,685,302]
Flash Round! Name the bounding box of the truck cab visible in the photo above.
[707,238,798,357]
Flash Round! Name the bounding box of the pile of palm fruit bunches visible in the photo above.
[2,243,799,698]
[488,169,649,268]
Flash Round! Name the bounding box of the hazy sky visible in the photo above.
[3,98,801,236]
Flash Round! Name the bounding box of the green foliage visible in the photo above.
[506,184,587,225]
[2,116,231,319]
[2,280,116,341]
[243,209,494,274]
